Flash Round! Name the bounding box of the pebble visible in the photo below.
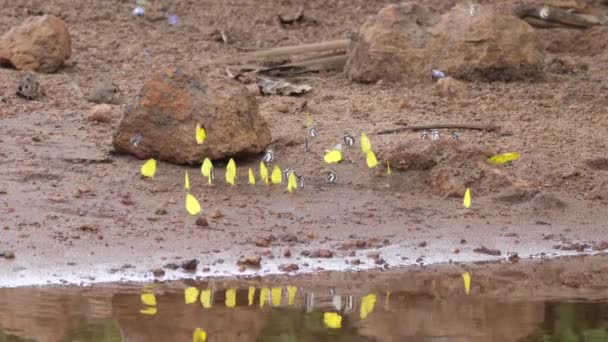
[181,259,199,271]
[195,217,209,227]
[87,104,116,123]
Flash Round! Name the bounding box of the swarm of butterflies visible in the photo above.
[138,114,520,216]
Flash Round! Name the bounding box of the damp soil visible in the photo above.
[1,256,608,341]
[1,0,608,288]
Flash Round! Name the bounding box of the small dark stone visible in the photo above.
[164,263,179,270]
[279,264,299,272]
[473,246,501,256]
[300,250,311,257]
[374,258,386,265]
[195,217,209,227]
[283,248,291,257]
[181,259,199,271]
[2,251,15,259]
[418,241,427,247]
[152,268,165,277]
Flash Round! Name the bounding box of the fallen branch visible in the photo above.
[375,123,499,135]
[203,39,350,67]
[511,2,608,28]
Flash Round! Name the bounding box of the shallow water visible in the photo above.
[0,281,607,342]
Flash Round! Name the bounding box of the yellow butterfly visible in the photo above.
[140,159,157,178]
[200,289,212,309]
[141,292,157,306]
[186,193,201,215]
[306,112,313,127]
[360,294,376,320]
[463,187,471,208]
[201,158,212,177]
[185,287,199,304]
[271,287,282,307]
[140,307,157,315]
[361,133,372,154]
[287,171,297,192]
[193,328,207,342]
[287,286,297,306]
[226,158,236,186]
[271,165,282,184]
[366,150,378,168]
[462,272,471,295]
[184,171,190,190]
[487,152,520,165]
[195,124,206,145]
[324,312,342,329]
[259,162,269,185]
[386,160,392,175]
[248,168,256,185]
[225,288,236,308]
[248,287,255,306]
[324,150,342,163]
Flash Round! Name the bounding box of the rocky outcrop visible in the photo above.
[112,66,271,164]
[0,15,71,73]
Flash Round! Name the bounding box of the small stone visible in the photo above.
[3,251,15,259]
[417,241,427,247]
[16,73,40,100]
[283,248,291,257]
[180,259,198,271]
[211,210,223,219]
[87,80,120,104]
[155,208,168,215]
[255,237,270,247]
[374,258,386,265]
[195,217,209,227]
[310,249,333,258]
[507,252,519,263]
[237,255,262,268]
[152,268,165,277]
[452,248,460,254]
[278,264,299,272]
[88,104,116,123]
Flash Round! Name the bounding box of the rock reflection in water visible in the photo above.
[0,284,607,341]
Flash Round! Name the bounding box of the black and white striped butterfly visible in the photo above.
[262,149,274,164]
[451,131,460,141]
[327,169,337,184]
[431,130,440,141]
[308,126,318,138]
[297,175,304,188]
[304,137,309,153]
[283,167,294,180]
[343,133,355,147]
[420,130,430,140]
[210,168,215,181]
[130,132,143,147]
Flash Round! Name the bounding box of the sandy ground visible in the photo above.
[1,0,608,287]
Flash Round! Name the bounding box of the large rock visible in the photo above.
[346,3,543,83]
[112,66,271,164]
[427,4,543,81]
[0,15,71,73]
[345,3,434,83]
